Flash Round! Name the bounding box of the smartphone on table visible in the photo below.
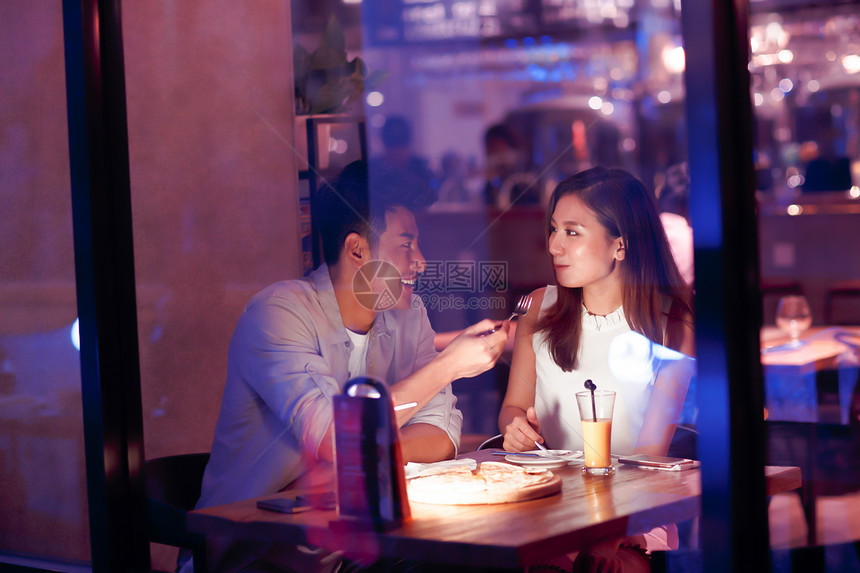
[617,454,697,469]
[256,497,312,514]
[256,491,336,513]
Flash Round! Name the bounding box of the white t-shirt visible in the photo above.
[346,328,369,379]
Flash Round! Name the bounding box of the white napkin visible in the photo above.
[404,458,477,480]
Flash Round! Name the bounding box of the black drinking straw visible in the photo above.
[584,379,597,422]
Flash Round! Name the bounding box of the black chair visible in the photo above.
[667,424,699,460]
[145,452,210,573]
[825,280,860,325]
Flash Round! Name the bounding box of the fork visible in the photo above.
[534,440,573,457]
[484,294,532,335]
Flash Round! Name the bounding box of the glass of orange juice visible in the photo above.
[576,390,615,476]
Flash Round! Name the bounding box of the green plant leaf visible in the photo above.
[310,45,346,72]
[294,43,310,64]
[312,82,349,114]
[365,69,391,91]
[293,45,311,88]
[294,14,389,116]
[349,56,367,78]
[344,83,364,107]
[323,14,345,54]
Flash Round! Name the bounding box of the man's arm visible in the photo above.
[316,421,454,463]
[315,320,507,463]
[389,319,508,427]
[399,423,455,462]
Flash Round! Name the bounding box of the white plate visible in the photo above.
[505,450,583,469]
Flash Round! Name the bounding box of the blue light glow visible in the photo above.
[607,331,691,385]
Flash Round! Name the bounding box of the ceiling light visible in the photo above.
[842,54,860,74]
[662,45,686,74]
[366,91,384,107]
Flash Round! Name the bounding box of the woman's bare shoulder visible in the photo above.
[529,287,548,309]
[527,287,550,317]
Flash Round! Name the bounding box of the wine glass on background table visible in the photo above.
[776,295,812,347]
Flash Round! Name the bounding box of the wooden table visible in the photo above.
[760,326,860,545]
[188,450,800,570]
[761,326,859,423]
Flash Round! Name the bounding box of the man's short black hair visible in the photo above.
[314,160,437,266]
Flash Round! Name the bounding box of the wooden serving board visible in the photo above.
[407,472,562,506]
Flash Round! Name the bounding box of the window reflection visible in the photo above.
[0,2,89,564]
[305,0,694,439]
[751,0,860,557]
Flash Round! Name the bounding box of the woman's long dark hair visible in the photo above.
[537,166,692,371]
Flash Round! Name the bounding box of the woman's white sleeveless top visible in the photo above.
[532,286,660,455]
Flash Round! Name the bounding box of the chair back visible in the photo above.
[145,452,210,572]
[667,424,698,460]
[146,452,210,511]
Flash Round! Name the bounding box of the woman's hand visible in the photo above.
[502,406,543,452]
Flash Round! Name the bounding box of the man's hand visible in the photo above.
[438,319,509,380]
[502,406,543,452]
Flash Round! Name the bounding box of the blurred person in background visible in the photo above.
[483,123,541,207]
[374,115,437,196]
[655,161,694,285]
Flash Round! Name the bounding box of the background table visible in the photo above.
[761,326,860,544]
[188,450,800,571]
[761,326,860,424]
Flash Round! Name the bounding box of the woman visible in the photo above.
[499,166,695,572]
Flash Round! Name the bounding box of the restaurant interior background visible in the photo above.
[1,0,859,570]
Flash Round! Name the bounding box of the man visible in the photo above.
[191,161,508,571]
